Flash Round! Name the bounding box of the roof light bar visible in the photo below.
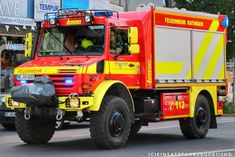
[44,9,118,21]
[44,12,58,20]
[94,11,113,17]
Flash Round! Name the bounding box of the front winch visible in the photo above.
[11,76,58,107]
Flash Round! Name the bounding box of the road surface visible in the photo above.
[0,117,234,157]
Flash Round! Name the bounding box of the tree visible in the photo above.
[174,0,235,59]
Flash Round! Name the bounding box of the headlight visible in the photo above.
[12,101,20,107]
[16,75,35,81]
[69,97,80,108]
[85,15,91,23]
[50,18,56,25]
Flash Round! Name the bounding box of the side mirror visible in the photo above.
[128,27,140,54]
[25,32,33,58]
[129,44,140,54]
[128,27,138,44]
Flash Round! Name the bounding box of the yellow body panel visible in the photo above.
[89,80,133,111]
[189,86,217,117]
[155,62,184,75]
[58,96,94,111]
[109,61,140,74]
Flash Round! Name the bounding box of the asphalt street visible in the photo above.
[0,117,234,157]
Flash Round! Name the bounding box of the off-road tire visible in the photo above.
[179,95,211,139]
[15,110,56,144]
[90,96,131,149]
[1,123,15,130]
[129,120,142,137]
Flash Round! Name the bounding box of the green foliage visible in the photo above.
[224,101,235,114]
[174,0,235,59]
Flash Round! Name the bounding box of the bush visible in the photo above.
[224,101,235,114]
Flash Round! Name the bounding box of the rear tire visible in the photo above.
[1,123,15,130]
[90,96,131,149]
[16,110,56,144]
[179,95,211,139]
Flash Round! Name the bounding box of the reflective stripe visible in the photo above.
[209,20,220,31]
[14,61,140,75]
[155,62,184,74]
[218,64,225,79]
[189,33,213,77]
[163,114,189,119]
[186,20,220,79]
[202,35,224,79]
[14,67,80,75]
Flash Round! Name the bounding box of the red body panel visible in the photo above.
[118,9,154,89]
[160,93,190,119]
[155,12,226,32]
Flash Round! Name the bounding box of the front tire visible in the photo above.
[16,110,56,144]
[90,96,131,149]
[179,95,211,139]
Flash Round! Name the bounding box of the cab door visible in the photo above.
[109,27,140,88]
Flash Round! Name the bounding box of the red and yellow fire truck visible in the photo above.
[5,6,228,149]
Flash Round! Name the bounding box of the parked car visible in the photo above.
[0,101,16,130]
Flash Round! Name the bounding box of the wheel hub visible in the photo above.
[196,107,207,128]
[109,110,125,137]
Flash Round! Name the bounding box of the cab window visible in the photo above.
[110,28,129,55]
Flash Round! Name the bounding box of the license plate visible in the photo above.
[4,112,16,117]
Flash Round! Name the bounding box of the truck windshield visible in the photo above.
[38,25,105,56]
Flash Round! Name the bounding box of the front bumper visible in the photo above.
[5,96,94,111]
[0,102,15,124]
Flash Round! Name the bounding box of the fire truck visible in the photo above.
[5,6,228,149]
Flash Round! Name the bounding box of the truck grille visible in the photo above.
[17,74,77,96]
[47,75,75,88]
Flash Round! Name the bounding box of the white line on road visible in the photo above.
[165,148,235,157]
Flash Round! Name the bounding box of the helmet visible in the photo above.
[81,39,94,49]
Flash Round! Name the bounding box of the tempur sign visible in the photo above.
[34,0,60,20]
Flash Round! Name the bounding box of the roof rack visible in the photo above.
[44,9,119,20]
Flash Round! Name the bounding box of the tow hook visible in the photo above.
[24,107,31,120]
[56,109,64,121]
[76,111,83,121]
